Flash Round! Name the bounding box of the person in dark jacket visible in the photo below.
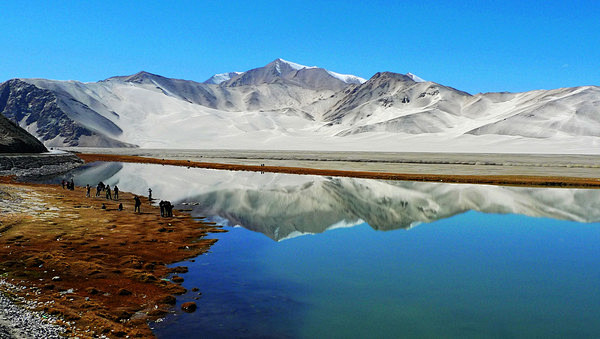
[159,200,165,217]
[165,201,173,217]
[134,196,141,213]
[96,182,104,197]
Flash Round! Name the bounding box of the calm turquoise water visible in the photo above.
[150,214,600,338]
[49,162,600,338]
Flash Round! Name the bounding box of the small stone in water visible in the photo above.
[181,302,196,313]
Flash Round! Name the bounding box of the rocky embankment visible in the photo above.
[0,152,83,178]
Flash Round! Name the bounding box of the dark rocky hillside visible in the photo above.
[0,79,132,147]
[0,113,47,153]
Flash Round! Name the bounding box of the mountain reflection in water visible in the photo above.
[64,162,600,241]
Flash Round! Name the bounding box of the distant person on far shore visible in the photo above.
[113,185,119,200]
[86,184,90,197]
[148,188,153,201]
[106,185,112,200]
[134,196,141,213]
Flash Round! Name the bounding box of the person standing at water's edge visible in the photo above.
[113,185,119,200]
[96,182,104,197]
[148,188,152,201]
[106,185,112,200]
[134,196,141,213]
[86,184,90,197]
[165,201,173,217]
[159,200,165,217]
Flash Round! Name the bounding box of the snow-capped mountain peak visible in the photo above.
[266,58,315,76]
[275,58,365,84]
[216,58,363,90]
[203,71,242,84]
[209,59,366,88]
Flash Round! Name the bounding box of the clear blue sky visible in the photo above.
[1,1,599,94]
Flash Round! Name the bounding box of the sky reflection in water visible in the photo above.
[58,162,600,338]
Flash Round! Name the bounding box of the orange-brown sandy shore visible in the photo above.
[78,153,600,188]
[0,176,224,338]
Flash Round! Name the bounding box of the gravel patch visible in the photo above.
[0,280,65,339]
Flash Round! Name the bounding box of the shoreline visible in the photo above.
[77,153,600,189]
[62,147,600,178]
[0,177,224,338]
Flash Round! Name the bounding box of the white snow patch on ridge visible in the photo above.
[326,70,366,84]
[278,58,317,71]
[204,72,242,84]
[407,72,425,82]
[279,58,366,84]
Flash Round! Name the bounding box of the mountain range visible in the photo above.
[1,58,599,153]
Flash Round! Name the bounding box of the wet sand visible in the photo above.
[0,177,224,338]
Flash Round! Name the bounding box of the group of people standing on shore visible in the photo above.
[159,200,174,217]
[61,179,75,190]
[91,182,119,201]
[68,179,173,217]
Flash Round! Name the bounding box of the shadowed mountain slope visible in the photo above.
[0,113,47,153]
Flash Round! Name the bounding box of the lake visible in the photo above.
[51,161,600,338]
